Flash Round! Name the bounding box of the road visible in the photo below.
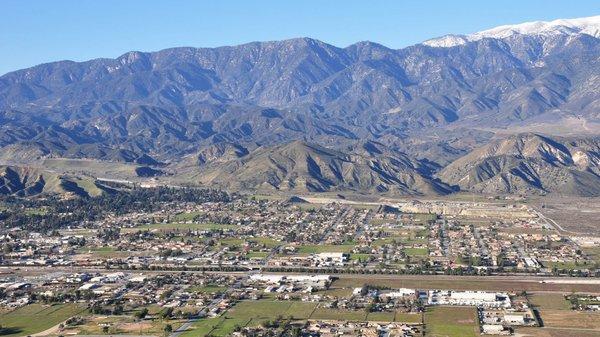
[531,208,577,234]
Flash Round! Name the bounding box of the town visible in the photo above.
[0,186,599,336]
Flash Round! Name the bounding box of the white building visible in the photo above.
[428,290,511,308]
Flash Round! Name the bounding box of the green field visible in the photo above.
[310,307,366,321]
[394,312,423,323]
[529,293,571,310]
[409,213,438,223]
[297,244,354,254]
[247,237,280,248]
[129,222,237,232]
[181,301,317,337]
[181,300,417,336]
[76,246,130,258]
[0,304,86,337]
[424,306,478,337]
[173,211,203,222]
[365,311,395,322]
[403,247,429,256]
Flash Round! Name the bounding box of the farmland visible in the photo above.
[0,304,86,337]
[424,306,478,337]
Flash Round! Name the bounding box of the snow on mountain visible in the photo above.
[424,15,600,47]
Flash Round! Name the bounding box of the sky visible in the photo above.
[1,0,599,75]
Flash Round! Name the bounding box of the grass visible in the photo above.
[77,245,115,253]
[0,303,86,337]
[185,300,316,336]
[394,312,423,323]
[366,311,395,322]
[225,301,293,321]
[210,317,250,336]
[287,301,318,319]
[318,287,353,297]
[542,260,595,270]
[72,177,103,197]
[529,293,570,310]
[311,307,367,321]
[128,222,236,232]
[178,301,421,336]
[76,246,130,258]
[296,244,354,254]
[218,238,245,247]
[424,306,478,337]
[247,237,280,248]
[403,247,429,256]
[409,213,438,224]
[180,317,223,337]
[373,231,428,247]
[173,211,203,222]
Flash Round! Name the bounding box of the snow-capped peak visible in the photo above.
[423,15,600,48]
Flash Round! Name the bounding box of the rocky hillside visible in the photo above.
[1,17,599,165]
[1,16,600,197]
[179,140,454,195]
[0,166,110,197]
[438,133,600,196]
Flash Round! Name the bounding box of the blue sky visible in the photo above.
[1,0,599,75]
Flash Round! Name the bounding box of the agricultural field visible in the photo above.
[0,303,86,337]
[424,306,478,337]
[310,307,367,321]
[181,300,316,337]
[529,293,571,310]
[75,246,132,258]
[296,244,354,254]
[403,247,429,257]
[179,300,421,337]
[538,310,600,329]
[125,222,237,232]
[527,292,600,331]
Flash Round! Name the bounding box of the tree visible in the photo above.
[161,307,174,319]
[164,324,173,334]
[134,307,149,320]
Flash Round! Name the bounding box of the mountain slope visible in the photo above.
[438,133,600,196]
[0,16,599,167]
[180,141,453,195]
[1,16,600,196]
[0,166,109,197]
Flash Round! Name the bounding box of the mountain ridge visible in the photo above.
[1,16,600,197]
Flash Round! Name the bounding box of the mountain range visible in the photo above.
[1,16,600,197]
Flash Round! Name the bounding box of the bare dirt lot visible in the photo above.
[530,197,600,235]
